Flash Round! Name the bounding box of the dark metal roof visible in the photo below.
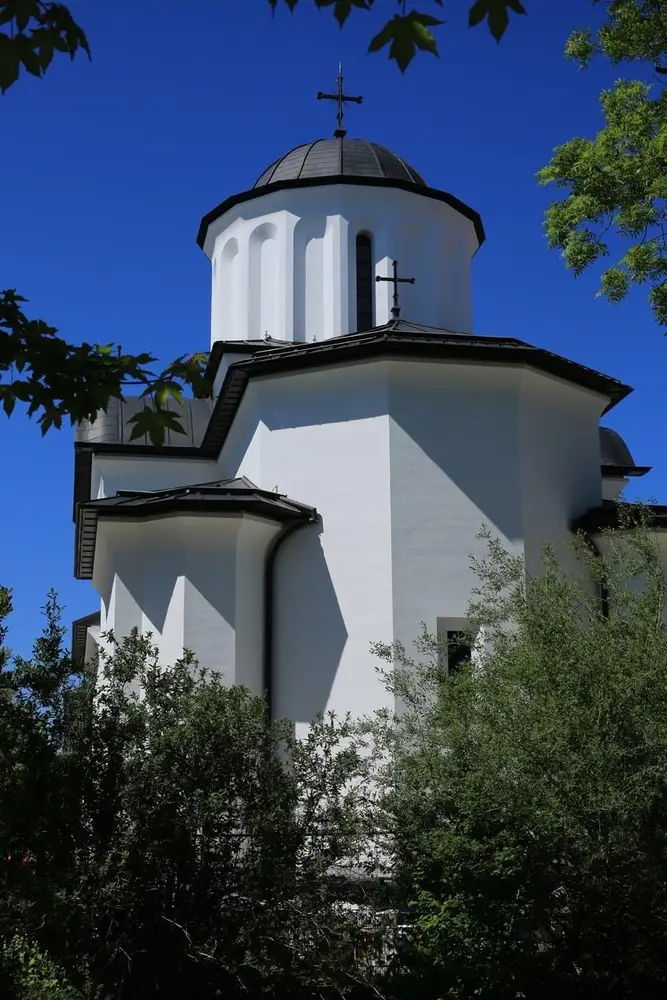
[602,465,651,478]
[254,138,427,188]
[600,427,635,467]
[197,175,485,251]
[599,426,650,478]
[200,320,632,454]
[75,478,317,580]
[572,501,667,534]
[75,396,214,449]
[204,337,294,385]
[73,321,634,515]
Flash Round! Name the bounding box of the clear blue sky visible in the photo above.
[0,0,664,656]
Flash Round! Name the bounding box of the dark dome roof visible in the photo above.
[599,426,635,467]
[254,137,427,189]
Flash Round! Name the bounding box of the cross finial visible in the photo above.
[376,260,416,320]
[317,63,363,138]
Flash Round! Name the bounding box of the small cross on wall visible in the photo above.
[376,260,416,320]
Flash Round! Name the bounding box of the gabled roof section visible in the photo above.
[204,337,295,385]
[73,320,633,515]
[75,478,317,580]
[200,320,633,455]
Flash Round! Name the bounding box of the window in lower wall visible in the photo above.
[436,617,474,676]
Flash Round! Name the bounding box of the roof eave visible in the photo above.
[71,611,101,664]
[75,496,317,581]
[601,464,652,478]
[197,175,485,254]
[74,331,632,528]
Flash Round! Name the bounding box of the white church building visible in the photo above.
[71,84,665,731]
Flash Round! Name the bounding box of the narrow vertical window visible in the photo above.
[445,630,471,676]
[356,233,374,332]
[437,618,474,677]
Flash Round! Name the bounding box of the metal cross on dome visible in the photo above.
[376,260,416,320]
[317,63,363,138]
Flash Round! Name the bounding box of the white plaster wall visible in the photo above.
[84,624,100,667]
[91,513,279,691]
[219,358,611,729]
[204,185,479,345]
[387,361,607,653]
[602,476,628,500]
[518,370,605,581]
[387,361,524,653]
[220,365,395,734]
[93,454,219,500]
[218,236,241,339]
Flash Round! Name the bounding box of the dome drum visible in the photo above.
[206,182,478,345]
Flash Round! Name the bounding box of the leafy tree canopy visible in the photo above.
[538,1,667,329]
[368,509,667,998]
[0,589,383,1000]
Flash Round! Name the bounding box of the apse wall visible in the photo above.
[203,184,479,344]
[92,514,279,691]
[219,357,610,729]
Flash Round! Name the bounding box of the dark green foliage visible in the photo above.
[0,596,381,999]
[270,0,526,71]
[0,290,211,444]
[0,0,89,93]
[368,512,667,998]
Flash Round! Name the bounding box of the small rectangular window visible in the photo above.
[445,630,471,676]
[437,617,473,676]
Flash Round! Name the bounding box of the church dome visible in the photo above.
[253,137,427,189]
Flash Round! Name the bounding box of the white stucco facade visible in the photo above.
[203,184,478,344]
[71,132,659,732]
[215,359,609,730]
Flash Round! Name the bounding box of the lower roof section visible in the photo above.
[75,478,317,580]
[71,611,101,666]
[73,320,635,515]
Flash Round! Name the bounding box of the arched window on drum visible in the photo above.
[355,232,374,332]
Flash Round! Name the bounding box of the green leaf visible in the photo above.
[0,389,16,416]
[153,380,184,409]
[649,281,667,327]
[598,265,630,304]
[17,36,43,77]
[368,12,443,72]
[316,0,371,28]
[12,0,37,34]
[0,35,21,92]
[468,0,526,42]
[127,405,186,445]
[412,18,439,55]
[8,381,32,403]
